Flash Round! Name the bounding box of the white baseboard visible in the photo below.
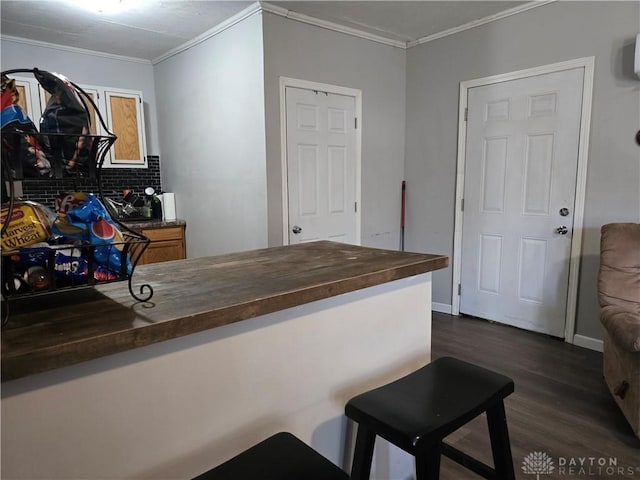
[432,302,452,314]
[429,309,604,351]
[572,334,603,352]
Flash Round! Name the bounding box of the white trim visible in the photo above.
[432,302,452,315]
[407,1,555,48]
[0,3,263,66]
[451,57,595,347]
[152,2,263,64]
[10,75,42,120]
[103,88,148,168]
[261,2,406,49]
[451,80,468,316]
[563,58,595,343]
[2,1,556,63]
[573,334,604,353]
[279,77,362,246]
[0,35,152,65]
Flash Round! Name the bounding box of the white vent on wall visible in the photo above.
[635,34,640,78]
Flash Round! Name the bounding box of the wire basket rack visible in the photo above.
[1,68,154,319]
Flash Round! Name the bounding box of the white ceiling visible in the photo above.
[0,1,529,62]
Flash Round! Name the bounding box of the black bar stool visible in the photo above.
[345,356,515,480]
[193,431,350,480]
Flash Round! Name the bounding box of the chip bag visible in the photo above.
[52,192,89,240]
[63,194,131,275]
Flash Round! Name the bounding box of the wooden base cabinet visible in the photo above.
[137,225,186,265]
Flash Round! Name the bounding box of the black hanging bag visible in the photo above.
[34,69,92,176]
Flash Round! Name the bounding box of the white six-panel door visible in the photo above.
[285,86,357,244]
[460,68,585,337]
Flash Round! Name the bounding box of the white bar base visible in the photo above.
[1,273,433,480]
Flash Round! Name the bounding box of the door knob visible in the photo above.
[555,225,568,235]
[292,225,302,234]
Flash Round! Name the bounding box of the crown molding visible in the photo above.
[0,34,152,64]
[0,3,264,66]
[407,0,556,48]
[260,1,408,49]
[1,0,557,65]
[152,2,263,64]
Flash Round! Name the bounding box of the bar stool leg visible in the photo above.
[486,401,515,480]
[350,425,376,480]
[415,444,442,480]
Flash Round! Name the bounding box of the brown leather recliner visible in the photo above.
[598,223,640,438]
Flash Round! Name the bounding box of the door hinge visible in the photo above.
[354,202,358,212]
[354,117,358,129]
[461,198,464,211]
[458,284,462,295]
[464,107,468,121]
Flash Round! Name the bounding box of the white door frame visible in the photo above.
[451,57,595,343]
[279,76,362,245]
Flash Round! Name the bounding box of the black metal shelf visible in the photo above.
[1,68,153,319]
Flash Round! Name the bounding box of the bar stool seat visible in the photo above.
[345,356,515,480]
[193,432,350,480]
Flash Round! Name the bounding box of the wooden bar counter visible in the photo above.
[2,241,447,381]
[1,241,447,480]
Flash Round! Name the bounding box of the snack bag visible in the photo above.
[51,192,89,240]
[9,242,49,268]
[1,201,56,250]
[5,242,51,292]
[53,247,89,283]
[63,194,131,275]
[7,244,117,291]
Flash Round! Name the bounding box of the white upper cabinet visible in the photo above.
[103,89,146,167]
[8,76,147,169]
[10,76,41,122]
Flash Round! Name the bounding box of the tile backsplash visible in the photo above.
[17,156,162,210]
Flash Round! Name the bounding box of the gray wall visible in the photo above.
[0,39,160,155]
[404,1,640,339]
[5,3,637,340]
[262,13,407,250]
[153,13,267,258]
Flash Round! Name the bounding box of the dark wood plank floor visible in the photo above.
[432,313,640,480]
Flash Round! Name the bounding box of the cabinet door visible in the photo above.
[140,239,185,265]
[80,88,100,136]
[5,74,148,169]
[135,226,186,265]
[40,87,100,135]
[11,76,42,122]
[104,90,146,166]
